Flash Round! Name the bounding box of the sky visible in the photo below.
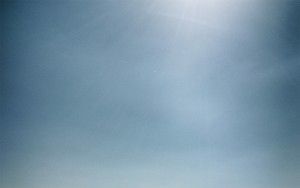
[1,0,299,188]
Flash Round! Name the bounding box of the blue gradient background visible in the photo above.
[1,0,299,188]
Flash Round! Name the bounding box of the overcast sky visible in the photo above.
[1,1,299,188]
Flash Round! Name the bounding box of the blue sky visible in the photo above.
[1,1,299,188]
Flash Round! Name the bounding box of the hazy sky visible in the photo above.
[1,1,299,188]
